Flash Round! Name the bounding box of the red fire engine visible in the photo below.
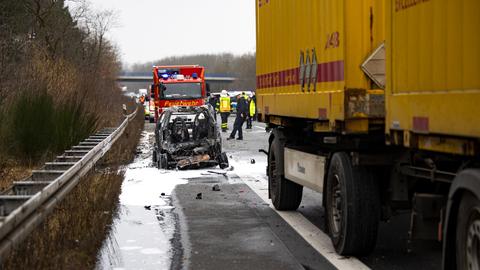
[151,65,207,122]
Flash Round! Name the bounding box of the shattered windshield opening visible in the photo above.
[162,83,202,100]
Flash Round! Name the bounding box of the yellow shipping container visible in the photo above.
[386,0,480,155]
[256,0,385,133]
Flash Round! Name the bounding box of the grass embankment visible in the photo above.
[1,106,144,269]
[0,92,130,192]
[0,0,128,192]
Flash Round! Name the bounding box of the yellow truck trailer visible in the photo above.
[256,0,480,267]
[257,0,385,132]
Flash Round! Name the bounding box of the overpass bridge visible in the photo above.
[117,72,236,94]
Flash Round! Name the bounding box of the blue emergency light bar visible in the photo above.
[157,69,200,81]
[157,68,180,80]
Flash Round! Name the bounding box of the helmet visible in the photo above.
[221,90,228,96]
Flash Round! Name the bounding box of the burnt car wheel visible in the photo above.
[158,153,168,169]
[218,152,229,169]
[152,148,157,163]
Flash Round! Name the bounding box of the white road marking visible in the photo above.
[239,175,370,270]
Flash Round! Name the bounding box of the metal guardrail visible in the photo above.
[0,108,137,258]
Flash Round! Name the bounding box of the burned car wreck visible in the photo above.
[153,105,229,170]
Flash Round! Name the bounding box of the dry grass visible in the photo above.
[1,106,144,270]
[0,161,32,192]
[0,99,137,194]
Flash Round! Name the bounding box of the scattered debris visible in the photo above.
[144,205,151,210]
[161,192,166,196]
[212,184,221,191]
[177,154,211,170]
[196,193,202,199]
[250,159,255,164]
[207,170,227,176]
[258,149,268,155]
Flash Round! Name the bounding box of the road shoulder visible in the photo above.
[172,176,335,270]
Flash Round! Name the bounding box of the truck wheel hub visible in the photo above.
[331,174,343,235]
[467,219,480,270]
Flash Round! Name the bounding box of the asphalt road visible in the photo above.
[97,116,442,270]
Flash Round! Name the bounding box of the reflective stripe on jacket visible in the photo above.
[219,96,231,112]
[249,100,256,117]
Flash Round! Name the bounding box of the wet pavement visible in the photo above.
[96,125,182,270]
[96,116,442,270]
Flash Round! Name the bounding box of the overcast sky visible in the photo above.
[83,0,256,65]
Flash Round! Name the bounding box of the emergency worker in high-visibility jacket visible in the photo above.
[246,94,256,129]
[219,90,231,132]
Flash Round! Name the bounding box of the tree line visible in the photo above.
[0,0,127,163]
[127,53,256,91]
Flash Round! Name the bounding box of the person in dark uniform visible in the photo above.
[208,94,219,121]
[227,93,248,140]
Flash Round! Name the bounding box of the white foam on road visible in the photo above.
[97,130,193,270]
[228,153,370,270]
[98,126,241,270]
[140,248,163,255]
[119,246,142,251]
[120,167,186,206]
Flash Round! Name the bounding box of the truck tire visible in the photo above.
[325,152,380,255]
[268,134,303,210]
[456,192,480,270]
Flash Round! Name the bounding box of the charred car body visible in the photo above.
[153,105,228,170]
